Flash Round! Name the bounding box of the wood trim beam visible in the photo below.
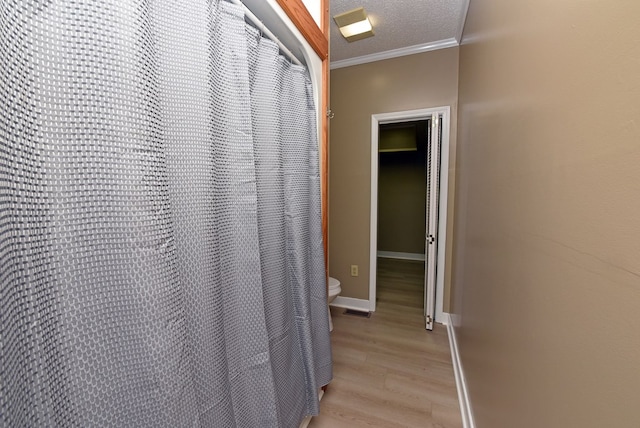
[321,0,329,36]
[275,0,328,60]
[321,0,329,277]
[321,57,329,276]
[276,0,330,278]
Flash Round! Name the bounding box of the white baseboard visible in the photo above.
[449,312,462,328]
[438,313,449,325]
[445,313,475,428]
[377,251,426,261]
[330,296,370,312]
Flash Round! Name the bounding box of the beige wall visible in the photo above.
[329,47,459,305]
[378,149,427,254]
[455,1,640,427]
[378,149,426,254]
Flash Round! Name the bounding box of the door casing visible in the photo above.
[369,106,451,323]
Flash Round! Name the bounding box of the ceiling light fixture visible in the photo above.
[334,7,374,42]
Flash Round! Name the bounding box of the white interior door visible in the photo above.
[424,113,441,330]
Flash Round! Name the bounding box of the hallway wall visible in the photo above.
[377,146,427,255]
[455,1,640,427]
[329,48,459,307]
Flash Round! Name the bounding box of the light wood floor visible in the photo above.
[309,258,462,428]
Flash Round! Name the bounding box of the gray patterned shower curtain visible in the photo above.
[0,0,332,426]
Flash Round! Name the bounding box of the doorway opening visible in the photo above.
[370,107,450,330]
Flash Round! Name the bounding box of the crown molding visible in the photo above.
[330,38,459,70]
[457,0,471,43]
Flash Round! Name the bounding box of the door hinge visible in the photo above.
[427,234,435,244]
[426,315,433,325]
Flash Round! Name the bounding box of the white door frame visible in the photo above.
[370,106,451,323]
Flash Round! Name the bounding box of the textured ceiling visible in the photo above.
[330,0,468,63]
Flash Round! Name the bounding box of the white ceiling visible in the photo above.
[330,0,469,68]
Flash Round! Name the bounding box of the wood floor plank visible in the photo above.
[332,358,388,390]
[311,402,414,428]
[432,403,464,428]
[384,372,461,408]
[365,351,457,385]
[310,259,462,428]
[322,378,433,427]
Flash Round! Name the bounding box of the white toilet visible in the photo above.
[327,277,341,332]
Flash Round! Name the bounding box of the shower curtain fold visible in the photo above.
[0,0,332,427]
